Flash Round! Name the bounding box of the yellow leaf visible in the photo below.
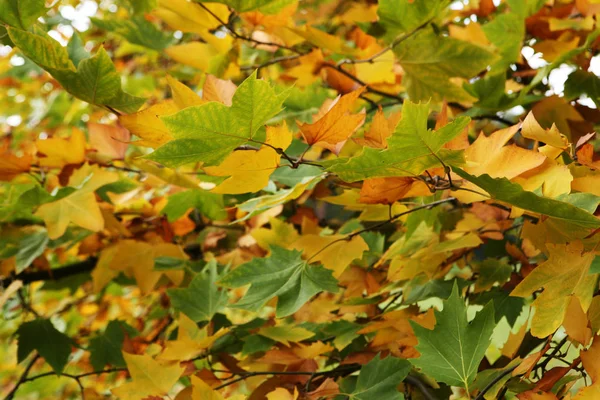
[203,75,237,106]
[154,0,229,34]
[292,341,333,359]
[298,87,366,154]
[111,352,184,400]
[511,241,597,338]
[159,314,229,360]
[355,50,395,85]
[92,245,119,292]
[190,375,224,400]
[108,240,187,294]
[119,100,179,148]
[282,49,324,87]
[34,164,118,239]
[267,387,299,400]
[291,25,357,55]
[36,128,86,167]
[514,159,573,199]
[167,75,204,109]
[521,112,568,148]
[533,32,580,63]
[291,234,368,277]
[251,217,299,250]
[205,123,292,194]
[258,325,315,347]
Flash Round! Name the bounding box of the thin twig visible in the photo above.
[307,197,456,263]
[337,18,433,67]
[197,3,302,54]
[5,354,40,400]
[240,54,303,70]
[473,365,517,400]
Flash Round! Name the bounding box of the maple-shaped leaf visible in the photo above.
[377,0,443,39]
[104,240,188,294]
[17,319,73,374]
[161,189,226,221]
[511,241,597,338]
[290,234,369,277]
[88,320,136,371]
[111,352,184,400]
[453,168,600,229]
[34,164,118,239]
[354,108,402,149]
[298,87,366,154]
[573,335,600,399]
[205,123,293,194]
[258,325,315,346]
[326,101,469,182]
[158,314,229,360]
[91,16,174,51]
[0,0,46,29]
[190,375,225,400]
[146,71,288,167]
[35,128,86,168]
[8,27,144,113]
[166,260,228,322]
[350,355,412,400]
[0,152,32,182]
[410,283,496,391]
[218,246,339,317]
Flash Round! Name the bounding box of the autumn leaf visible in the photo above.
[111,352,184,399]
[298,87,366,154]
[511,241,597,338]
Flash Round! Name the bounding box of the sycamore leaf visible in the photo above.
[15,229,48,274]
[161,189,226,221]
[8,27,144,113]
[298,87,366,154]
[203,75,237,106]
[411,284,496,390]
[158,314,229,360]
[88,320,134,371]
[258,325,315,346]
[511,241,597,338]
[36,128,86,168]
[147,71,288,167]
[17,319,73,374]
[359,177,425,205]
[0,0,47,29]
[521,112,567,148]
[350,355,412,400]
[573,336,600,399]
[0,153,32,181]
[119,100,179,148]
[290,234,368,277]
[107,240,188,294]
[154,0,228,34]
[394,30,497,102]
[111,352,184,400]
[218,246,339,317]
[377,0,443,39]
[206,0,295,13]
[166,260,228,322]
[267,388,299,400]
[326,101,469,182]
[205,123,293,194]
[190,375,224,400]
[91,16,174,50]
[34,164,118,239]
[354,109,402,149]
[453,168,600,228]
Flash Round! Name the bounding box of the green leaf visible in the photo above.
[148,71,288,167]
[410,284,495,390]
[8,27,145,113]
[88,320,134,370]
[15,229,49,273]
[394,30,497,102]
[17,319,73,374]
[160,189,226,221]
[218,246,339,317]
[474,259,512,292]
[482,13,525,74]
[154,256,188,271]
[377,0,444,39]
[201,0,295,13]
[167,260,228,322]
[564,69,600,107]
[91,16,174,51]
[351,355,412,400]
[453,167,600,228]
[326,101,469,182]
[474,288,524,326]
[119,0,157,14]
[0,0,46,29]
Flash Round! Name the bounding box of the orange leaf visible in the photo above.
[298,87,366,154]
[359,177,418,205]
[354,108,401,149]
[0,153,31,181]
